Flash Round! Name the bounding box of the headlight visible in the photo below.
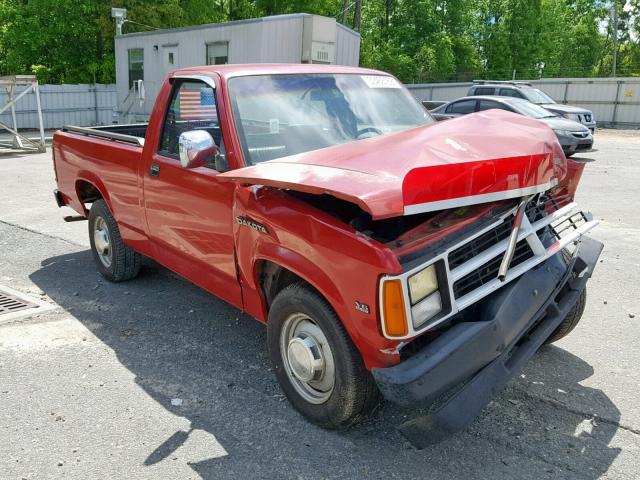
[408,264,442,329]
[412,291,442,329]
[562,113,580,121]
[408,264,438,305]
[554,129,572,137]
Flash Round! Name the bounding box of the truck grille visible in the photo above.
[525,200,548,223]
[448,199,550,296]
[452,240,534,299]
[380,201,596,339]
[448,218,513,270]
[572,131,589,138]
[550,211,587,240]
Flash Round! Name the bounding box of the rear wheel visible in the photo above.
[267,283,380,429]
[88,199,141,282]
[545,288,587,344]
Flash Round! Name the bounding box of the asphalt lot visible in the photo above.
[1,129,639,479]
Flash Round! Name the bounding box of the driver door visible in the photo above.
[143,78,242,308]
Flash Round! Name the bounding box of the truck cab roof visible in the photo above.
[171,63,388,81]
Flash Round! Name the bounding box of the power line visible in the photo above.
[124,19,160,31]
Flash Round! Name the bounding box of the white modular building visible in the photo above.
[114,13,361,119]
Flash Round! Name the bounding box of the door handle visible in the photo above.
[150,164,160,176]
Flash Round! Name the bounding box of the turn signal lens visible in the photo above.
[382,279,408,337]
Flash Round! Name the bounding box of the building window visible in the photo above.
[206,42,228,65]
[168,52,174,65]
[128,48,144,89]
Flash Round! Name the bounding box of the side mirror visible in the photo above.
[178,130,219,169]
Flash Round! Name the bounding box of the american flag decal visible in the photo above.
[178,87,217,120]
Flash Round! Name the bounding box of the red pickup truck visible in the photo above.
[53,64,602,446]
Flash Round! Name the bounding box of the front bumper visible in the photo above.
[575,136,594,152]
[561,139,593,155]
[372,236,603,448]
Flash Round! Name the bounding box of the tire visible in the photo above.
[88,199,141,282]
[267,283,380,429]
[545,287,587,344]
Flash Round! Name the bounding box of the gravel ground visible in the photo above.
[0,129,639,479]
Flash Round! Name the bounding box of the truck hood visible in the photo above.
[220,110,566,220]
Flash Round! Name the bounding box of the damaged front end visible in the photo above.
[373,235,602,448]
[376,194,598,340]
[370,191,602,447]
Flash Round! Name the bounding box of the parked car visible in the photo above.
[468,81,596,132]
[430,96,593,157]
[52,64,601,447]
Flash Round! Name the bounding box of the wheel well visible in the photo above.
[258,260,306,311]
[76,180,103,204]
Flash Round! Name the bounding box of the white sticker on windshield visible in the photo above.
[361,75,401,89]
[269,118,279,134]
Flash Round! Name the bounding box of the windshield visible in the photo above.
[228,73,432,165]
[523,87,556,104]
[511,100,557,119]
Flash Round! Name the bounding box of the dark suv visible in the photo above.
[468,81,596,132]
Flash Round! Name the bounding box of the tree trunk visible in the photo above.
[386,0,392,28]
[353,0,362,31]
[341,0,349,25]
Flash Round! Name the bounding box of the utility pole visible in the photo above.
[612,2,618,77]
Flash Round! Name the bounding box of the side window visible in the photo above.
[158,80,223,167]
[499,88,524,99]
[478,100,513,112]
[448,99,477,114]
[473,87,495,96]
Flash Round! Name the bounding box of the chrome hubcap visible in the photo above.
[280,313,335,404]
[287,336,324,382]
[93,216,112,268]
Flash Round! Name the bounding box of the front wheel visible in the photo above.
[267,283,380,429]
[88,199,141,282]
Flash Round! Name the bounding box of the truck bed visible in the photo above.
[62,123,148,147]
[53,122,147,238]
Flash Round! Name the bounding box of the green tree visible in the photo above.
[0,0,631,84]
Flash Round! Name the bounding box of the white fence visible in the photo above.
[406,77,640,127]
[0,83,116,129]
